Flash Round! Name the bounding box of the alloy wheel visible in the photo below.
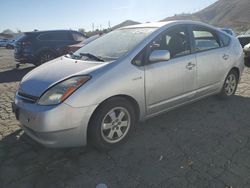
[101,107,131,144]
[225,74,237,96]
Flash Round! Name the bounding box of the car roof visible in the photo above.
[24,30,79,35]
[122,21,175,29]
[121,20,216,30]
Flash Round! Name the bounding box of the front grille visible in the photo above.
[18,91,39,103]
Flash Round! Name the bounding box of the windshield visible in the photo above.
[245,29,250,35]
[73,28,156,61]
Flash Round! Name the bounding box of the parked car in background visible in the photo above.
[220,28,236,36]
[6,39,16,49]
[14,30,86,67]
[0,38,8,47]
[13,21,244,150]
[244,43,250,56]
[237,29,250,48]
[244,43,250,66]
[65,34,100,53]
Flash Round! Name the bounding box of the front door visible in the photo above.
[145,25,197,115]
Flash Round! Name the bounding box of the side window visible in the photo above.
[219,32,231,47]
[150,26,191,59]
[132,49,146,66]
[38,33,52,41]
[72,32,85,42]
[192,27,220,52]
[38,32,71,41]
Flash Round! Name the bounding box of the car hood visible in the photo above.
[238,35,250,38]
[19,56,109,97]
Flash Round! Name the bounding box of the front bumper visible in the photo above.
[14,52,35,63]
[13,95,97,148]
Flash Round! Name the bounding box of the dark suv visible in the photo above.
[14,30,86,66]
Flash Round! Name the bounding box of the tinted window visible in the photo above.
[16,34,29,43]
[38,32,71,41]
[150,26,191,59]
[238,37,250,47]
[192,27,220,52]
[219,32,231,47]
[72,32,85,42]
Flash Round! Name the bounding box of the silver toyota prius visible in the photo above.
[13,21,244,150]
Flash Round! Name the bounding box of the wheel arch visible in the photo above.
[86,94,141,142]
[89,94,140,124]
[231,67,240,80]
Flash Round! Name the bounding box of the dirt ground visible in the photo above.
[1,48,250,188]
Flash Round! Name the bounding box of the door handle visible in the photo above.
[223,54,229,60]
[186,62,195,70]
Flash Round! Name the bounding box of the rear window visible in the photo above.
[16,34,29,43]
[219,32,231,47]
[72,32,85,42]
[238,37,250,47]
[38,32,71,41]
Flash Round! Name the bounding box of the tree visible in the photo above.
[78,28,86,35]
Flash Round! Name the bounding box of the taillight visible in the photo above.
[21,41,31,45]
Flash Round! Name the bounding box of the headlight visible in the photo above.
[38,75,91,105]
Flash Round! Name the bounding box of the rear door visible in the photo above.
[144,25,197,115]
[191,25,229,96]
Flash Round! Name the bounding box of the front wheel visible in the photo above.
[88,97,136,151]
[218,69,239,99]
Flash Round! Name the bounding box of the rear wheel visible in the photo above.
[218,69,239,99]
[6,44,12,49]
[37,51,55,66]
[88,97,136,151]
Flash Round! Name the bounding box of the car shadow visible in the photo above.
[0,67,34,83]
[1,95,250,187]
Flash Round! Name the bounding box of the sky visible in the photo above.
[0,0,217,33]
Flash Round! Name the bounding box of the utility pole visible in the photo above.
[108,21,111,29]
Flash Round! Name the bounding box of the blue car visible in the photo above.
[14,30,86,67]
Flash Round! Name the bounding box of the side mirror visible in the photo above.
[149,50,170,62]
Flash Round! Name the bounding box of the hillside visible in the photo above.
[112,20,141,30]
[162,0,250,31]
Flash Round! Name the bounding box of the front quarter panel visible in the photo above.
[64,59,146,120]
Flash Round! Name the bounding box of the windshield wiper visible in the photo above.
[79,53,105,62]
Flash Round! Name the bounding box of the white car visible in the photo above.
[244,43,250,55]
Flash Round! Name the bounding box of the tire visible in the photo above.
[88,97,136,151]
[218,69,239,99]
[37,51,55,66]
[6,44,11,49]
